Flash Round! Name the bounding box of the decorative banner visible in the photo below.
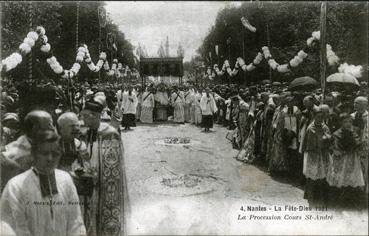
[215,45,219,56]
[241,17,256,32]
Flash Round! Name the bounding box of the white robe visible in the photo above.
[121,93,138,114]
[0,169,86,236]
[200,94,218,116]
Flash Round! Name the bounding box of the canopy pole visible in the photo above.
[28,3,33,83]
[320,2,327,103]
[227,37,231,86]
[242,28,246,86]
[266,23,272,83]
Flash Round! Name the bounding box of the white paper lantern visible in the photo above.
[76,56,84,63]
[36,26,46,35]
[237,57,246,66]
[312,31,320,40]
[54,66,64,74]
[277,64,290,73]
[77,52,85,58]
[99,52,107,60]
[224,60,230,67]
[78,47,86,53]
[96,60,104,68]
[27,31,39,41]
[307,38,314,46]
[298,50,308,59]
[87,63,96,71]
[24,37,35,47]
[19,43,31,54]
[49,56,57,64]
[42,35,48,43]
[246,64,256,71]
[289,59,298,67]
[40,43,51,53]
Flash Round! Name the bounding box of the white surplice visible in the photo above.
[0,169,86,236]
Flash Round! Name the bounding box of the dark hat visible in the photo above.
[84,99,104,113]
[24,110,55,139]
[84,93,105,113]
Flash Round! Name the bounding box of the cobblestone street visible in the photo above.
[121,123,368,235]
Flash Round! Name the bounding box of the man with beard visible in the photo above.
[79,93,128,236]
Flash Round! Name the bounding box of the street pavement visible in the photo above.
[121,122,368,235]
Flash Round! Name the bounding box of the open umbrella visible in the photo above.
[272,81,281,86]
[288,76,318,91]
[326,73,360,90]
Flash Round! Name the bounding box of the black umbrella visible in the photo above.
[288,76,318,92]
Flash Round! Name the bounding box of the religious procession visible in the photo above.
[0,1,368,236]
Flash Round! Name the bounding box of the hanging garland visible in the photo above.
[206,30,363,79]
[1,25,139,81]
[85,50,107,72]
[40,31,84,79]
[1,27,42,72]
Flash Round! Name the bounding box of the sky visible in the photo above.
[105,1,242,62]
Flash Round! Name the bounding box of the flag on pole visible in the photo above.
[241,17,256,32]
[112,43,117,51]
[215,45,219,56]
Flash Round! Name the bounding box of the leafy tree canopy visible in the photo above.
[195,2,367,85]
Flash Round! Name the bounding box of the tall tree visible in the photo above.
[197,2,368,85]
